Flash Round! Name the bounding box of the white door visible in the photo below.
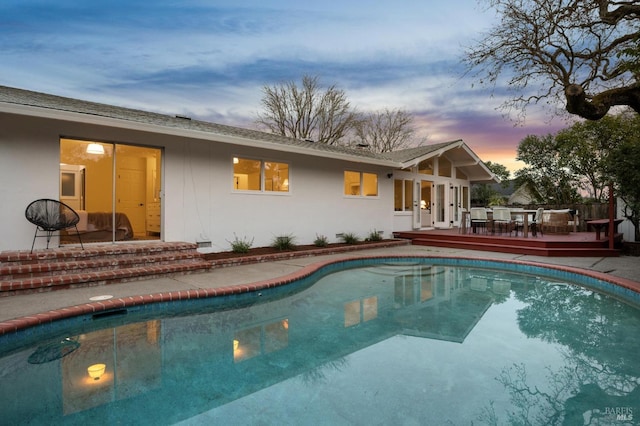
[434,183,448,228]
[412,181,421,229]
[453,185,460,226]
[117,157,147,238]
[420,180,432,228]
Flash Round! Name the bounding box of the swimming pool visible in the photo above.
[1,257,639,425]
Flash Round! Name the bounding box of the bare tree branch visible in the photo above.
[354,108,420,153]
[465,0,640,120]
[256,75,358,145]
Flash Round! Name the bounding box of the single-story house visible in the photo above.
[0,86,497,252]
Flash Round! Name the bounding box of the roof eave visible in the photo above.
[0,102,399,167]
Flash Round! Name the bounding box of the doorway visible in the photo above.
[59,139,162,244]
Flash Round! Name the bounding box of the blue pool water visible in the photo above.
[1,258,639,425]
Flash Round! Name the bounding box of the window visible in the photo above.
[418,158,433,175]
[394,179,414,211]
[344,171,378,197]
[234,158,289,192]
[438,156,452,177]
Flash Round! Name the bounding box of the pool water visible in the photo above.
[1,260,639,425]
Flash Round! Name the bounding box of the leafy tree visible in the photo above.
[555,116,623,201]
[256,75,359,145]
[515,134,581,204]
[471,161,511,205]
[465,0,640,120]
[607,136,640,241]
[353,108,419,153]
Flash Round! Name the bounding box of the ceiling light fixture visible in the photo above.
[86,143,105,155]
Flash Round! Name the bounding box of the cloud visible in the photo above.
[0,0,568,174]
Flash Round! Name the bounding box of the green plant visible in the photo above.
[365,229,383,241]
[272,234,296,251]
[314,234,329,247]
[341,232,360,244]
[227,234,254,253]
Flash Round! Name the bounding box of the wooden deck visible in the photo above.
[393,228,622,257]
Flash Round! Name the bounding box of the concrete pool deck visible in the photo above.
[1,245,639,331]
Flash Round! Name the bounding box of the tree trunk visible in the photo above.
[565,84,609,120]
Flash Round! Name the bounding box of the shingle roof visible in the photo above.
[380,141,462,163]
[0,85,386,161]
[0,85,492,183]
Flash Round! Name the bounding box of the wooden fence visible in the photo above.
[515,203,612,232]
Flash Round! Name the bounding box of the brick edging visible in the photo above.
[206,240,410,267]
[1,252,638,336]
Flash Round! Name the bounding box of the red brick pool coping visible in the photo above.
[1,254,639,336]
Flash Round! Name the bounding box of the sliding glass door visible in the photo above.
[59,139,162,244]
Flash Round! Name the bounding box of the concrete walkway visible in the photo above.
[1,245,639,324]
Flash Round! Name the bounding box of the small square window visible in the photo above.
[344,171,378,197]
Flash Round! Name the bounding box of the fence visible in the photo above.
[516,203,612,232]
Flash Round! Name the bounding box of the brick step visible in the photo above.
[0,242,212,297]
[0,242,199,265]
[412,238,620,257]
[0,251,203,280]
[0,260,212,297]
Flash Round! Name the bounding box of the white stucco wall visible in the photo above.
[0,112,394,252]
[617,198,637,242]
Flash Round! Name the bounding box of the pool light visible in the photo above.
[87,363,106,380]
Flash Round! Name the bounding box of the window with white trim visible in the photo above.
[344,171,378,197]
[233,158,289,192]
[394,179,414,211]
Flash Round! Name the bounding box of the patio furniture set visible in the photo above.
[461,208,580,238]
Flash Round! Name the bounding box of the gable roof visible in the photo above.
[0,85,497,182]
[384,140,498,184]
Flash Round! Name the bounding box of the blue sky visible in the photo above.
[0,0,567,172]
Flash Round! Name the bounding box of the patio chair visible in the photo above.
[470,207,488,234]
[492,207,515,235]
[530,208,544,237]
[25,199,84,253]
[510,207,525,236]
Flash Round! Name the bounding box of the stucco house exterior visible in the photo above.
[0,86,496,252]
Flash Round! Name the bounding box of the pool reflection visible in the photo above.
[1,262,638,425]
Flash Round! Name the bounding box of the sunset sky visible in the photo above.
[0,0,570,174]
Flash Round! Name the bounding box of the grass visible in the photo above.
[272,234,296,251]
[341,232,360,244]
[228,234,254,253]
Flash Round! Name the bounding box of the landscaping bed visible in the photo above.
[202,239,409,265]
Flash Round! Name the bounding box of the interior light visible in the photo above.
[233,339,239,350]
[87,363,106,380]
[233,157,239,164]
[86,143,105,155]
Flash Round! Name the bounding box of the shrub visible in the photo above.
[227,234,254,253]
[341,232,360,244]
[314,234,329,247]
[366,229,383,241]
[272,234,296,251]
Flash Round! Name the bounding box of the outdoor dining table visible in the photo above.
[460,209,538,237]
[586,218,624,240]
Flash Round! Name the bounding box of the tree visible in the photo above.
[353,108,419,153]
[256,75,359,145]
[607,136,640,241]
[554,116,623,201]
[464,0,640,121]
[471,161,511,205]
[515,134,581,204]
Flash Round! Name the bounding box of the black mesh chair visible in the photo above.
[25,199,84,253]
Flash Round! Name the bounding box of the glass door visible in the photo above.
[60,139,162,244]
[434,183,447,228]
